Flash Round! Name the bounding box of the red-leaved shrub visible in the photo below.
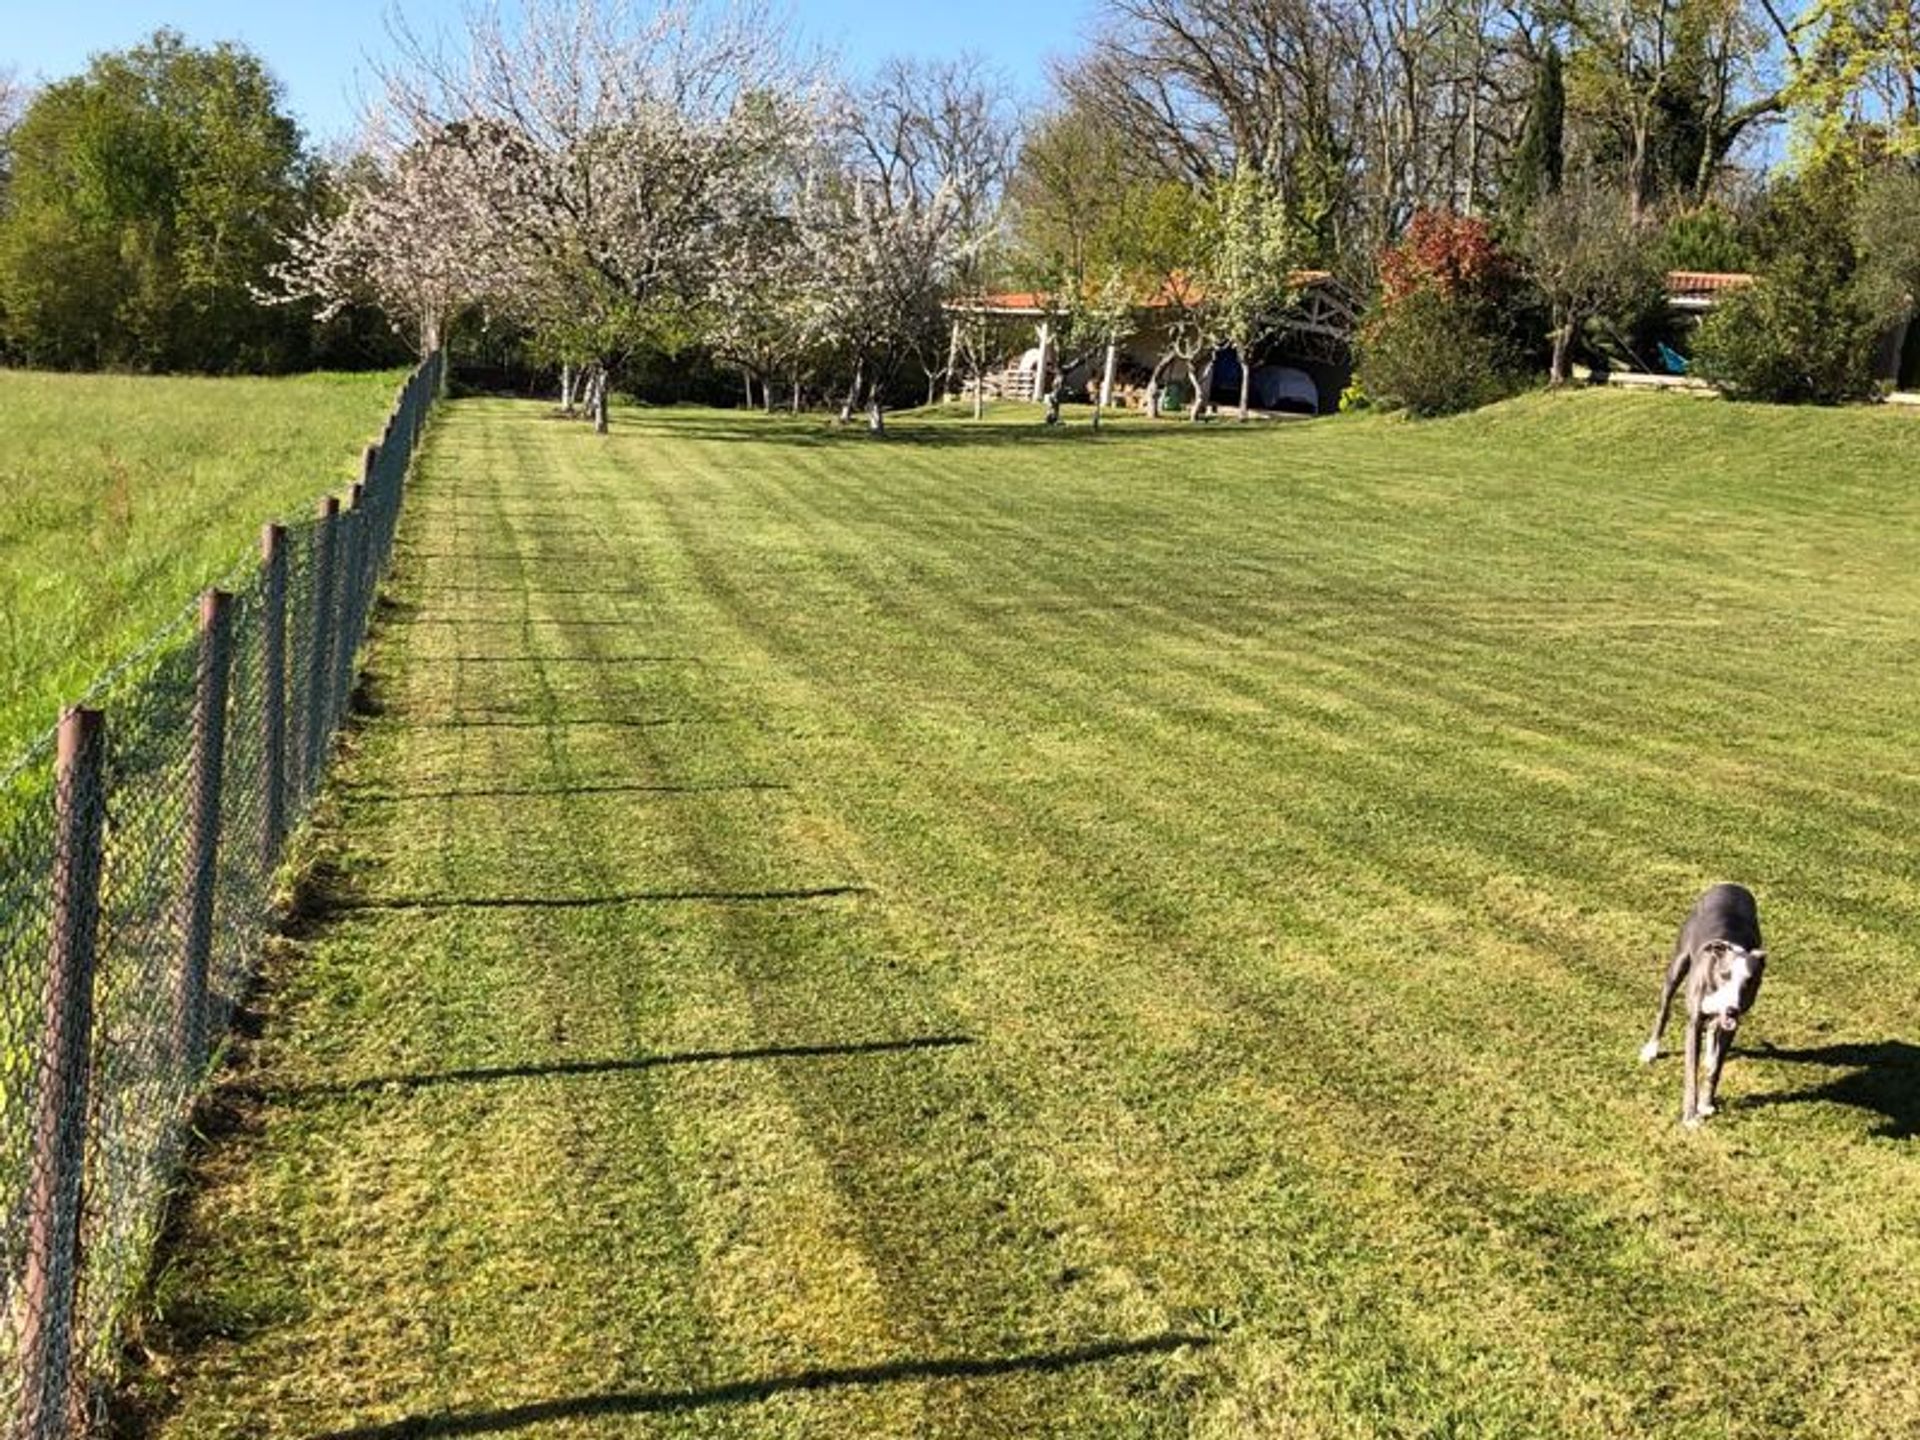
[1359,209,1526,416]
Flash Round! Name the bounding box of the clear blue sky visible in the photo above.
[0,1,1094,145]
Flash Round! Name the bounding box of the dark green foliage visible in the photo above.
[1357,284,1523,416]
[1505,45,1565,222]
[1359,210,1526,415]
[1692,266,1877,403]
[1693,162,1889,403]
[1657,205,1755,274]
[1853,166,1920,325]
[0,30,391,373]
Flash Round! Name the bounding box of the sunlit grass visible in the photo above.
[131,391,1920,1438]
[0,368,404,756]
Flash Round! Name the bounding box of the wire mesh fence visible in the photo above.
[0,351,443,1440]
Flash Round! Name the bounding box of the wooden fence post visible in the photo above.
[18,707,108,1440]
[176,590,233,1079]
[333,489,365,720]
[361,444,384,560]
[260,525,287,869]
[303,497,339,793]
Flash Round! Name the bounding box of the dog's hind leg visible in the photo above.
[1642,949,1690,1064]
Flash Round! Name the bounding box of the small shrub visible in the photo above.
[1357,285,1522,417]
[1692,262,1880,403]
[1359,211,1526,416]
[1692,160,1892,404]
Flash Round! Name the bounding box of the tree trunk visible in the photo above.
[1043,385,1062,425]
[1189,355,1215,422]
[743,367,755,409]
[1550,311,1576,386]
[867,398,885,435]
[791,365,802,414]
[1147,354,1175,419]
[972,367,985,420]
[560,364,576,414]
[1238,356,1253,421]
[838,363,863,424]
[593,366,610,434]
[1098,341,1119,410]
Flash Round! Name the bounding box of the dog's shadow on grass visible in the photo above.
[1743,1040,1920,1138]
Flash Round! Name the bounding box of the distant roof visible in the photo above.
[949,270,1340,317]
[1667,270,1755,306]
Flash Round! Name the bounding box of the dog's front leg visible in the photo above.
[1682,1015,1703,1126]
[1702,1024,1731,1117]
[1643,951,1689,1063]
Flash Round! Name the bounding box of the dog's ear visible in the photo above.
[1749,948,1767,965]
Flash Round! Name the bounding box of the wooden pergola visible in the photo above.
[943,272,1363,404]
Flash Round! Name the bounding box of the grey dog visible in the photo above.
[1640,883,1767,1125]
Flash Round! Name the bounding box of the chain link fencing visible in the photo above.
[0,351,444,1440]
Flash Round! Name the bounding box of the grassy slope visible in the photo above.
[134,393,1920,1439]
[0,368,405,757]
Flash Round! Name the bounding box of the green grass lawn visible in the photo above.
[0,368,404,759]
[130,393,1920,1438]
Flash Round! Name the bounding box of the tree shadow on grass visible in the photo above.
[315,1333,1210,1438]
[292,1034,975,1098]
[613,415,1282,450]
[1742,1040,1920,1138]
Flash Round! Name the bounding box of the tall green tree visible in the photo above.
[1505,43,1565,222]
[0,31,311,370]
[1786,0,1920,167]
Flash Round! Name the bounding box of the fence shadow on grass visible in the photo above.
[316,1333,1210,1438]
[339,780,787,804]
[294,1033,976,1098]
[1743,1040,1920,1138]
[327,885,870,912]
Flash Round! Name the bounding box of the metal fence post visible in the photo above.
[303,496,339,794]
[176,590,233,1080]
[260,524,288,869]
[18,707,108,1440]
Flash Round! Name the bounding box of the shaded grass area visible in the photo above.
[0,367,404,755]
[131,393,1920,1438]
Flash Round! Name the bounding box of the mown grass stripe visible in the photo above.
[132,395,1920,1440]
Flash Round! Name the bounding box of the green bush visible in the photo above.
[1692,263,1880,404]
[1357,285,1522,417]
[1691,163,1889,404]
